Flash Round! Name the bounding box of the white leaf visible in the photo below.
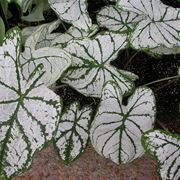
[24,20,61,50]
[118,0,180,54]
[0,28,62,178]
[48,0,93,32]
[51,25,98,47]
[62,32,136,97]
[97,5,142,32]
[20,21,72,87]
[21,26,40,44]
[90,81,156,164]
[142,130,180,180]
[55,102,92,164]
[20,47,71,87]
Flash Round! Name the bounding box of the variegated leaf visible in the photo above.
[118,0,180,54]
[55,102,92,164]
[23,20,61,50]
[20,21,72,87]
[51,25,98,47]
[90,81,156,164]
[20,48,71,87]
[62,32,136,97]
[48,0,93,32]
[97,5,142,32]
[21,26,40,44]
[142,130,180,180]
[0,28,62,179]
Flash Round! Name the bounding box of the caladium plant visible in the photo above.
[54,102,92,165]
[0,0,179,179]
[142,130,180,180]
[97,0,180,54]
[61,32,137,97]
[90,81,156,164]
[118,0,180,54]
[0,28,62,178]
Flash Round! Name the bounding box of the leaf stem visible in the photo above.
[156,120,169,132]
[143,75,180,86]
[124,50,139,69]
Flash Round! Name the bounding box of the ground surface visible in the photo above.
[15,146,159,180]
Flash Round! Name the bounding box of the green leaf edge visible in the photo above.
[141,129,180,180]
[53,101,93,165]
[90,80,156,164]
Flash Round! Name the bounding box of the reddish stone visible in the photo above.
[14,146,159,180]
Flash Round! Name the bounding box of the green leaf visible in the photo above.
[142,130,180,180]
[90,81,156,164]
[118,0,180,54]
[48,0,93,32]
[20,21,72,86]
[0,27,62,178]
[62,32,136,97]
[97,5,142,33]
[54,102,92,165]
[21,0,49,22]
[0,17,5,45]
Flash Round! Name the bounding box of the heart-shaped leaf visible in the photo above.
[48,0,93,32]
[90,81,156,164]
[118,0,180,54]
[54,102,92,165]
[97,5,142,33]
[62,32,136,97]
[20,21,72,87]
[142,130,180,180]
[0,28,62,178]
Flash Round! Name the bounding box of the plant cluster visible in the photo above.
[0,0,180,179]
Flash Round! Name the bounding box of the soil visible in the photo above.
[2,0,180,179]
[15,146,159,180]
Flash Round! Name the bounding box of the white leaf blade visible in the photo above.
[97,5,142,32]
[48,0,92,32]
[118,0,180,54]
[55,102,92,164]
[62,32,135,97]
[51,25,98,47]
[90,81,156,164]
[20,47,72,87]
[24,20,61,50]
[142,130,180,180]
[0,28,62,178]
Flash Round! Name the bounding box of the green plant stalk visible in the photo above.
[143,75,180,86]
[0,1,9,31]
